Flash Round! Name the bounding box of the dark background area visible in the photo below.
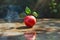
[0,0,60,18]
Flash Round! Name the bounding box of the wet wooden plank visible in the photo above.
[0,19,60,40]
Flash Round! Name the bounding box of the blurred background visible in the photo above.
[0,1,60,40]
[0,0,60,18]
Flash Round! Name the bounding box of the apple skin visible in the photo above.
[24,15,36,28]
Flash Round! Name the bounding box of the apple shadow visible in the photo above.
[16,26,32,29]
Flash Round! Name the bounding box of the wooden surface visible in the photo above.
[0,19,60,36]
[0,19,60,40]
[1,26,59,36]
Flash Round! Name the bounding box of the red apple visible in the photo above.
[24,15,36,28]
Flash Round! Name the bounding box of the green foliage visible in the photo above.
[25,7,31,15]
[49,0,57,13]
[25,6,38,17]
[32,11,38,17]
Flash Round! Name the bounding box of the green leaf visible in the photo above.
[32,11,38,17]
[25,7,31,15]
